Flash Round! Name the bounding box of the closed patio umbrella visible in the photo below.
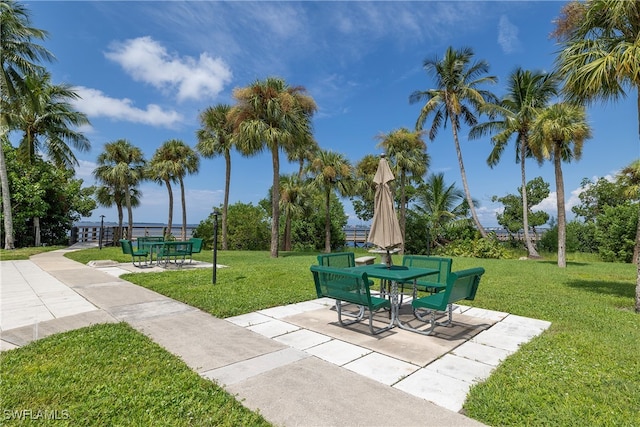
[367,155,403,267]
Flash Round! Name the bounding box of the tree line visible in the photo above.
[1,1,639,311]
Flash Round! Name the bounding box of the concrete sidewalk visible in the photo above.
[1,247,551,426]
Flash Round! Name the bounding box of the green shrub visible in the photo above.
[440,234,508,259]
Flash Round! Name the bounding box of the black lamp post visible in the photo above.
[99,215,105,250]
[212,209,220,284]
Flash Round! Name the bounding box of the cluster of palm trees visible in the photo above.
[2,0,638,310]
[409,1,639,310]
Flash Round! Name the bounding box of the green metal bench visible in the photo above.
[317,252,375,288]
[157,241,193,266]
[400,255,452,297]
[398,267,485,335]
[119,239,149,267]
[136,236,164,250]
[310,265,393,335]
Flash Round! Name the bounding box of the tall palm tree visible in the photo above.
[553,0,640,312]
[94,139,146,241]
[278,173,308,251]
[413,172,471,252]
[229,77,317,257]
[95,184,141,242]
[306,149,354,253]
[376,127,429,246]
[196,104,233,249]
[0,0,53,249]
[12,71,89,246]
[471,68,558,257]
[530,102,591,268]
[148,143,178,239]
[154,139,198,241]
[410,46,497,239]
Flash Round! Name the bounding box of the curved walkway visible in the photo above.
[1,247,551,426]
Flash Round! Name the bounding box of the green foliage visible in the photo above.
[289,193,347,251]
[403,210,431,254]
[540,220,601,254]
[492,176,550,234]
[595,202,638,263]
[440,234,508,259]
[0,323,270,426]
[572,177,627,222]
[195,202,270,251]
[0,143,96,247]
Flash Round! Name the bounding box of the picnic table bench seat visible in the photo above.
[119,239,149,267]
[317,252,375,288]
[400,255,453,296]
[399,267,485,335]
[310,265,393,335]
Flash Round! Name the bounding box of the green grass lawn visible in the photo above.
[1,323,269,426]
[2,246,639,425]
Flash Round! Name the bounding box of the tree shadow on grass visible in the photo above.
[537,260,590,267]
[279,251,319,258]
[565,278,635,299]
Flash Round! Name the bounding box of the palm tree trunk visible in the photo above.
[554,149,566,268]
[270,145,280,258]
[117,204,123,242]
[180,178,187,241]
[324,188,331,253]
[165,180,173,240]
[34,217,41,246]
[222,151,231,250]
[0,140,15,249]
[125,185,133,240]
[399,170,406,254]
[284,213,292,251]
[451,119,488,238]
[520,136,540,258]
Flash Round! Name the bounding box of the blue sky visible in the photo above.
[21,1,639,227]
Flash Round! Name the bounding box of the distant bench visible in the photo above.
[310,265,393,335]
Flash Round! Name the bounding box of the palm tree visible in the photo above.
[12,71,90,246]
[95,184,141,242]
[148,143,178,240]
[553,0,640,312]
[351,154,380,222]
[94,139,146,241]
[306,149,354,253]
[471,68,558,257]
[376,127,429,246]
[0,0,53,249]
[154,139,198,240]
[616,160,640,265]
[229,77,317,257]
[196,104,233,249]
[413,172,471,252]
[530,102,591,268]
[14,71,90,168]
[278,173,308,251]
[410,46,497,239]
[287,133,319,179]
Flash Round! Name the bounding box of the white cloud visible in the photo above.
[497,15,521,54]
[75,159,97,182]
[105,36,232,102]
[73,86,183,128]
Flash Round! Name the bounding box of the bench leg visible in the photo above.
[336,301,366,326]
